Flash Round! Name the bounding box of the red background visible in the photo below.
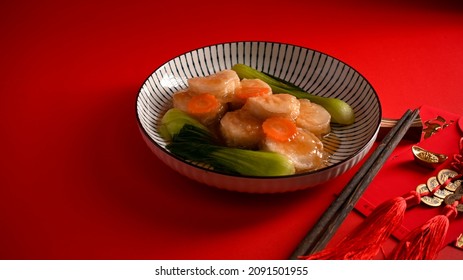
[1,0,462,259]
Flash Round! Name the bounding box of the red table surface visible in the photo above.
[1,0,462,260]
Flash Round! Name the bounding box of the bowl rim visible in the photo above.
[135,40,383,180]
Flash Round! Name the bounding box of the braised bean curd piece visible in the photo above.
[187,69,240,103]
[262,117,298,142]
[172,89,191,112]
[296,99,331,137]
[242,93,300,121]
[261,127,328,172]
[187,93,226,125]
[231,78,272,108]
[172,90,226,126]
[220,109,263,149]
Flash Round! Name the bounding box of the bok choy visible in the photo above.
[231,63,355,125]
[159,108,295,177]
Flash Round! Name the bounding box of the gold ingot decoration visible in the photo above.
[456,234,463,250]
[412,146,448,169]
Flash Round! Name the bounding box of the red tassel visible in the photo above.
[390,204,458,260]
[303,191,421,260]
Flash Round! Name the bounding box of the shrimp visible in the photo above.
[230,78,272,109]
[219,109,264,149]
[242,93,300,121]
[187,69,240,103]
[296,99,331,137]
[260,128,327,172]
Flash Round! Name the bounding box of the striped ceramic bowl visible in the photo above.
[136,41,382,193]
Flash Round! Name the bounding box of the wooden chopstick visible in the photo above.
[378,116,423,142]
[289,108,421,259]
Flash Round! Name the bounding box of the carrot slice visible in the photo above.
[262,117,298,142]
[235,86,269,99]
[187,93,220,115]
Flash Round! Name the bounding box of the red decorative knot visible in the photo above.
[443,204,458,220]
[451,138,463,173]
[403,191,422,207]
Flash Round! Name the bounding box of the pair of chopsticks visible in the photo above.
[289,108,421,260]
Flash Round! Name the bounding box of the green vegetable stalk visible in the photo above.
[158,108,210,141]
[159,108,296,177]
[231,63,355,125]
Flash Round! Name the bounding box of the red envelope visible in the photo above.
[355,105,462,247]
